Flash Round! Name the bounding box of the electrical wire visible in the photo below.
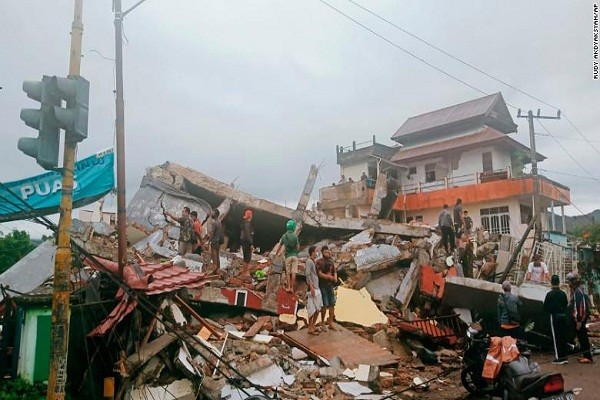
[318,0,488,97]
[343,0,600,157]
[536,120,599,181]
[0,180,273,399]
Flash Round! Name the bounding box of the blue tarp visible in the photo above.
[0,149,115,222]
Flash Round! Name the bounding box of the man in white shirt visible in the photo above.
[525,254,549,283]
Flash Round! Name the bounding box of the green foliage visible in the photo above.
[0,377,46,400]
[511,150,529,177]
[0,230,37,275]
[573,223,600,244]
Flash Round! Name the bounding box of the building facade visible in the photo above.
[319,93,571,237]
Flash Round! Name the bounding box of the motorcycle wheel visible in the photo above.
[461,366,485,396]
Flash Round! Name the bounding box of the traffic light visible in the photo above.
[18,75,90,170]
[51,76,89,142]
[19,75,61,170]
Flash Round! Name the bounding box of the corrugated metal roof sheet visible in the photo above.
[392,93,505,140]
[0,240,56,302]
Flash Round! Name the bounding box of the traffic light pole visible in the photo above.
[46,0,83,399]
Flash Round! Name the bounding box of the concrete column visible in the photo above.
[551,200,556,232]
[561,205,566,235]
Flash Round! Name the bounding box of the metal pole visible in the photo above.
[527,110,541,242]
[114,0,128,275]
[47,1,83,399]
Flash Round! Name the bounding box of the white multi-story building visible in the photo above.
[319,93,570,238]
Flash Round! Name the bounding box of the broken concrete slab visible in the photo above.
[335,287,388,327]
[246,362,285,388]
[220,385,265,400]
[128,379,195,400]
[336,381,373,396]
[355,244,401,271]
[355,364,380,382]
[371,330,392,351]
[442,276,551,335]
[365,267,404,302]
[283,324,398,368]
[394,260,419,308]
[291,347,308,360]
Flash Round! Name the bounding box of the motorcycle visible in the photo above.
[461,322,575,400]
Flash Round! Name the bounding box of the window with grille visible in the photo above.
[480,206,510,234]
[425,163,436,182]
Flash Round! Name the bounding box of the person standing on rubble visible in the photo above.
[190,211,204,255]
[305,245,323,335]
[544,274,569,364]
[317,245,338,331]
[208,209,224,271]
[438,204,455,254]
[453,198,465,236]
[279,219,300,292]
[525,254,549,283]
[497,281,523,338]
[165,206,195,256]
[240,209,254,268]
[567,272,593,363]
[463,210,473,236]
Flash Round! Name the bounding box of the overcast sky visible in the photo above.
[1,0,599,236]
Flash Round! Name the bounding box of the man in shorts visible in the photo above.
[317,245,338,331]
[279,219,299,292]
[305,245,323,335]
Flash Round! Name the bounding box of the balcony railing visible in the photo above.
[401,167,512,194]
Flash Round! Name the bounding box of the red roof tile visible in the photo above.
[86,257,207,296]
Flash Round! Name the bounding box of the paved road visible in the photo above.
[533,352,597,400]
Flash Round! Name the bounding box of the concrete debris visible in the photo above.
[42,164,544,400]
[335,287,388,327]
[128,379,195,400]
[355,364,380,382]
[291,347,308,360]
[336,381,373,396]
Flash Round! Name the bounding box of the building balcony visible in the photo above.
[319,180,375,218]
[393,168,570,212]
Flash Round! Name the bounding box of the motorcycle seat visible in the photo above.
[514,372,545,390]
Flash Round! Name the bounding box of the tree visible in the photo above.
[0,230,37,275]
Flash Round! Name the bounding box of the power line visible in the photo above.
[539,168,600,182]
[340,0,600,159]
[537,120,599,181]
[318,0,489,97]
[343,0,560,110]
[562,113,600,158]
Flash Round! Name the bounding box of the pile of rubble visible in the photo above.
[60,209,482,400]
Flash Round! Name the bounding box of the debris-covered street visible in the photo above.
[1,1,599,399]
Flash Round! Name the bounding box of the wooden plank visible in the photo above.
[243,315,271,338]
[395,260,419,308]
[174,294,223,338]
[283,325,398,368]
[125,333,177,372]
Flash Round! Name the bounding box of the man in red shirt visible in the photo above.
[190,211,204,255]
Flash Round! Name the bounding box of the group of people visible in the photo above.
[438,198,473,254]
[497,272,593,365]
[164,206,224,270]
[274,219,338,335]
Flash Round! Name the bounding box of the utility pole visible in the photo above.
[113,0,150,276]
[517,108,560,243]
[114,0,127,275]
[47,0,83,398]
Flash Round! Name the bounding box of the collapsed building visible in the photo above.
[0,92,586,399]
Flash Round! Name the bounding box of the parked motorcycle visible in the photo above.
[461,322,575,400]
